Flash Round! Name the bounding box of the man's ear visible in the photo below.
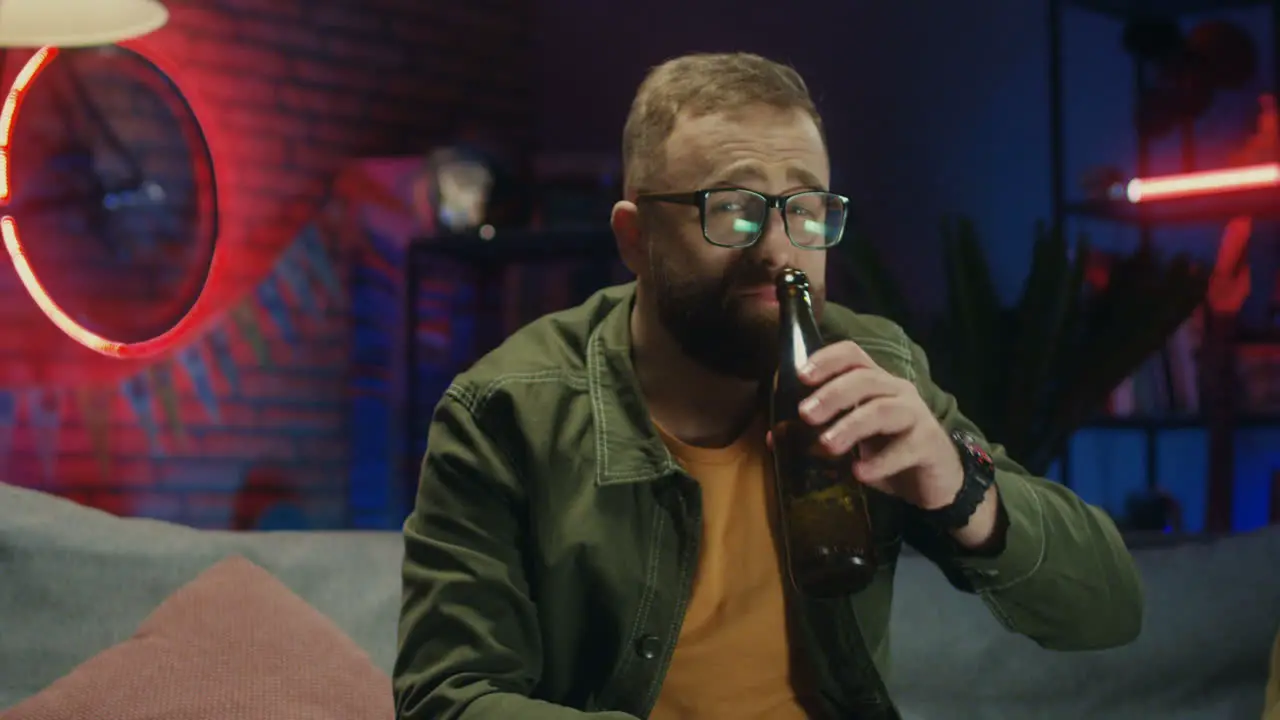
[611,200,644,277]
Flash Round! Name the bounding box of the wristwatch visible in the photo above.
[921,430,997,531]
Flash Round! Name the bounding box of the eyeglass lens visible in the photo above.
[703,189,845,248]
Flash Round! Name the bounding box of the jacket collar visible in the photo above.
[585,284,680,486]
[584,282,851,487]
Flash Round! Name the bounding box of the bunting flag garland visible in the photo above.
[274,245,320,319]
[150,360,184,441]
[230,302,271,368]
[415,279,455,358]
[74,386,112,482]
[25,388,63,484]
[360,228,400,282]
[0,171,358,491]
[297,223,343,299]
[0,390,15,476]
[177,343,220,422]
[122,374,162,457]
[255,275,298,345]
[205,324,240,393]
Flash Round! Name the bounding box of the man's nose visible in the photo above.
[748,207,794,270]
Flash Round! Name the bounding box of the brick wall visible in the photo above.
[0,0,532,528]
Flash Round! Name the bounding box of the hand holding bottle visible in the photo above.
[789,339,966,513]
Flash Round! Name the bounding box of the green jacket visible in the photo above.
[396,283,1144,720]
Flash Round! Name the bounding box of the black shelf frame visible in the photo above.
[1065,186,1280,225]
[1066,414,1280,521]
[401,227,620,511]
[1048,0,1280,228]
[1047,0,1280,507]
[1071,0,1274,15]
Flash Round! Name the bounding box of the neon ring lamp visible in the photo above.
[0,0,221,360]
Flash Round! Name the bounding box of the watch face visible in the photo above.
[954,431,996,479]
[5,45,216,348]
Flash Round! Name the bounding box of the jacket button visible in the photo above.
[634,634,662,660]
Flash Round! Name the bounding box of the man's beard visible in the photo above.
[649,249,826,381]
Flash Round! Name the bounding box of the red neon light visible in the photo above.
[0,45,222,360]
[0,46,55,203]
[1,216,125,355]
[1124,163,1280,203]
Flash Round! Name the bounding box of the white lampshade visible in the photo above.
[0,0,168,48]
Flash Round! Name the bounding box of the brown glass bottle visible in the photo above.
[769,267,877,598]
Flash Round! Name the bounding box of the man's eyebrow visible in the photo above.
[699,163,827,191]
[787,167,825,190]
[705,163,768,187]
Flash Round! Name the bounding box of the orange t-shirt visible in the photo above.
[650,418,815,720]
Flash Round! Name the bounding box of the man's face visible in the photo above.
[640,105,831,380]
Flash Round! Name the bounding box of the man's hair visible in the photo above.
[621,52,825,196]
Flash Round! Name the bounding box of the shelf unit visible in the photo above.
[1047,0,1280,529]
[401,227,621,510]
[1065,186,1280,225]
[1048,0,1280,229]
[1070,0,1275,13]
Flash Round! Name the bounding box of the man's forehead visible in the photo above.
[665,108,772,151]
[662,108,828,186]
[713,162,826,189]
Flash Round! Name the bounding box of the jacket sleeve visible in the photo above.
[395,387,640,720]
[899,338,1145,652]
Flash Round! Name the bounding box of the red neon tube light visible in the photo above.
[1119,163,1280,203]
[0,49,127,355]
[0,45,223,360]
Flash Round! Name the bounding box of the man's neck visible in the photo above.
[629,297,762,449]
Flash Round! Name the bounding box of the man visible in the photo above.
[395,52,1143,719]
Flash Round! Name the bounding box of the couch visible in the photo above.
[2,480,1278,719]
[1267,626,1280,720]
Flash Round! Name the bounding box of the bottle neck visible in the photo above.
[778,287,823,369]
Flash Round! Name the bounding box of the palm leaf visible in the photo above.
[838,217,1207,477]
[1001,222,1077,457]
[938,216,1004,431]
[834,233,918,336]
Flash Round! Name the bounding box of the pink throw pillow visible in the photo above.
[2,556,393,720]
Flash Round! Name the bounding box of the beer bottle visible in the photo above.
[770,267,878,598]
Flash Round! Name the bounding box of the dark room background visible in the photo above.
[0,0,1274,534]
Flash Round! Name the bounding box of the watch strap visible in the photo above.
[921,430,996,531]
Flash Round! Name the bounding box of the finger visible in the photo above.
[799,340,879,386]
[765,430,774,450]
[818,397,915,456]
[800,367,908,425]
[854,434,920,484]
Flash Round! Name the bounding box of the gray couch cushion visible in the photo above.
[3,481,1278,719]
[888,528,1280,720]
[0,482,402,712]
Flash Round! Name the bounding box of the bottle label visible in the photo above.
[795,461,858,511]
[772,420,853,502]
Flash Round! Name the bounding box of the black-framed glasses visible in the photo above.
[636,188,850,249]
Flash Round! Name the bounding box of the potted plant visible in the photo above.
[832,217,1209,476]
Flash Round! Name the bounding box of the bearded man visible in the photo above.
[395,52,1144,720]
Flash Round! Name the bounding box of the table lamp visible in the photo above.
[0,0,168,47]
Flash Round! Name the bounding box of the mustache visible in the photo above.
[724,264,822,296]
[724,263,780,291]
